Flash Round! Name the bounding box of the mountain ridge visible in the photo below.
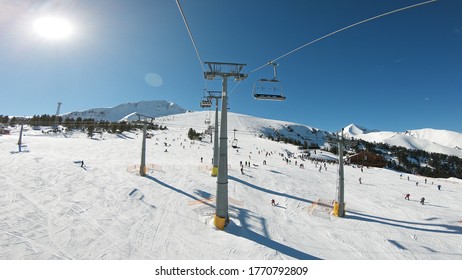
[60,100,462,158]
[62,100,186,122]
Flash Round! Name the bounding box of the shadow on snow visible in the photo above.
[226,205,321,260]
[145,175,215,208]
[347,211,462,235]
[228,175,315,205]
[146,176,320,259]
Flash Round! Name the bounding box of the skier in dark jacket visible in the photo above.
[420,197,425,205]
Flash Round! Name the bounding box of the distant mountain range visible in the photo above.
[61,100,462,158]
[62,100,186,122]
[343,124,462,158]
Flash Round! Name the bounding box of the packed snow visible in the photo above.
[1,111,461,260]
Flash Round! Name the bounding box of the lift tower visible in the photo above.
[137,113,155,177]
[203,90,222,177]
[53,102,62,131]
[333,128,346,217]
[204,62,247,230]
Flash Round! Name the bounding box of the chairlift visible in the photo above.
[252,62,286,101]
[253,79,286,101]
[204,113,211,125]
[200,98,212,108]
[232,139,238,149]
[231,129,238,148]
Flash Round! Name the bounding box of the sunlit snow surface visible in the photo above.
[1,111,461,260]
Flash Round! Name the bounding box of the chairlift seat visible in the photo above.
[254,94,286,101]
[252,78,285,101]
[200,100,212,108]
[232,139,238,148]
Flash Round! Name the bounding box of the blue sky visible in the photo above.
[0,0,461,133]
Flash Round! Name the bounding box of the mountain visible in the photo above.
[343,123,379,137]
[62,100,186,122]
[59,99,462,158]
[158,111,332,149]
[344,124,462,158]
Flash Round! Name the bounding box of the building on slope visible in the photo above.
[347,150,387,168]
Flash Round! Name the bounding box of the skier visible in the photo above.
[240,166,244,175]
[359,177,362,184]
[405,193,410,200]
[200,157,203,163]
[420,197,425,205]
[81,160,84,168]
[437,185,441,190]
[416,182,419,186]
[271,199,276,206]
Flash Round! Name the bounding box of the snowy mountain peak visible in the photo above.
[62,100,186,122]
[343,124,370,137]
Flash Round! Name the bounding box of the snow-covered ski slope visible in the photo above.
[1,111,461,260]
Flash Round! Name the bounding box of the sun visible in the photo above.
[33,17,74,40]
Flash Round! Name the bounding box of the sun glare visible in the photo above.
[33,17,74,40]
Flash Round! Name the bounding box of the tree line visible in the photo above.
[337,139,462,179]
[0,114,167,137]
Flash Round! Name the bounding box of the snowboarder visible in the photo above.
[271,199,276,206]
[420,197,425,205]
[405,193,410,200]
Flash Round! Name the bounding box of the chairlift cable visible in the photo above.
[250,0,438,74]
[175,0,208,89]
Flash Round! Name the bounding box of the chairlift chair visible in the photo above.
[252,62,286,101]
[231,129,238,148]
[232,139,238,148]
[253,78,286,101]
[200,98,212,108]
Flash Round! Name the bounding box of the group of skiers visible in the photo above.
[400,173,445,206]
[404,193,425,205]
[403,183,442,205]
